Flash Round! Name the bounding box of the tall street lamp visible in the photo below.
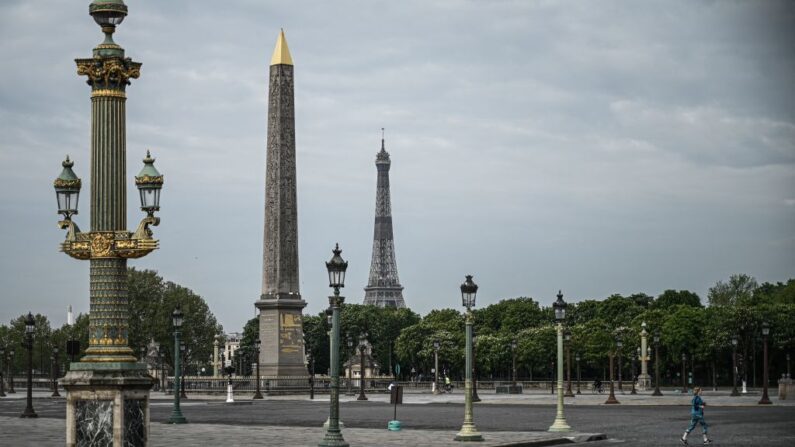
[759,322,772,405]
[616,337,623,392]
[681,353,688,394]
[605,336,620,405]
[21,312,37,418]
[631,348,638,395]
[652,330,662,396]
[454,275,484,442]
[51,347,61,398]
[168,305,187,424]
[346,336,354,396]
[548,291,571,432]
[307,347,315,400]
[8,348,16,393]
[180,342,188,399]
[319,243,350,447]
[564,331,574,398]
[253,339,263,399]
[0,347,6,397]
[56,3,164,441]
[731,334,739,396]
[357,333,369,401]
[511,338,518,386]
[432,339,441,395]
[472,332,480,402]
[575,353,581,395]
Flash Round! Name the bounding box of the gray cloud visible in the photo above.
[0,0,793,332]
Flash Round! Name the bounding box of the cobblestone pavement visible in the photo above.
[2,390,794,446]
[0,416,602,447]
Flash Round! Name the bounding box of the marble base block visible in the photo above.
[637,374,652,391]
[62,362,154,447]
[256,298,308,377]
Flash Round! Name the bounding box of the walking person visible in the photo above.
[681,387,712,445]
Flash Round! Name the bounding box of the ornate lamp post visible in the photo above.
[731,335,739,396]
[511,338,518,386]
[759,323,771,405]
[7,348,15,394]
[432,339,441,395]
[681,353,688,394]
[605,337,620,405]
[455,275,484,442]
[548,291,571,432]
[0,347,6,398]
[21,312,38,418]
[51,347,61,398]
[180,342,188,399]
[168,305,187,424]
[472,332,480,402]
[616,337,623,392]
[253,339,263,399]
[346,336,354,396]
[564,331,574,398]
[213,337,220,378]
[319,244,349,447]
[652,330,662,396]
[630,348,638,395]
[56,2,163,442]
[357,333,369,401]
[307,348,315,400]
[575,353,581,394]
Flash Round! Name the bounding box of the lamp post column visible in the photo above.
[51,348,61,398]
[564,332,574,398]
[319,244,349,447]
[357,337,368,401]
[575,354,581,394]
[0,348,5,398]
[433,341,440,395]
[549,321,571,431]
[455,275,483,442]
[759,323,771,405]
[472,335,480,402]
[681,353,688,394]
[253,340,263,400]
[630,349,637,395]
[652,331,662,396]
[213,337,220,378]
[7,349,15,393]
[605,352,619,404]
[168,305,187,424]
[731,336,739,396]
[21,313,37,418]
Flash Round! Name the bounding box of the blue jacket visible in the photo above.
[691,395,704,417]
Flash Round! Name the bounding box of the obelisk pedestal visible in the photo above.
[255,30,307,377]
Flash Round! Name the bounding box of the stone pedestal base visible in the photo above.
[61,362,154,447]
[778,378,793,400]
[256,297,307,377]
[637,374,651,391]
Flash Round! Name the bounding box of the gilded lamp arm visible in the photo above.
[132,215,160,240]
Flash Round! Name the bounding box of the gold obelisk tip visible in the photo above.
[270,29,294,66]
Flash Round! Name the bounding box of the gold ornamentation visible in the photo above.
[91,89,127,98]
[53,178,82,188]
[90,232,115,258]
[134,175,163,185]
[76,58,142,87]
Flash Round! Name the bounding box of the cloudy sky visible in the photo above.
[0,0,793,333]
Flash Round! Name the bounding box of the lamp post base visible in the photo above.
[548,418,571,432]
[318,430,349,447]
[253,390,264,399]
[454,423,484,442]
[652,388,663,396]
[62,362,154,446]
[168,412,187,424]
[20,408,38,418]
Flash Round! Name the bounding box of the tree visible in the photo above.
[708,274,758,307]
[653,290,702,310]
[474,297,544,335]
[127,268,223,375]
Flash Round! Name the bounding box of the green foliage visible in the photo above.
[708,273,758,307]
[653,289,702,309]
[474,297,544,334]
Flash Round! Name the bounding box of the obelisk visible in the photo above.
[255,30,307,377]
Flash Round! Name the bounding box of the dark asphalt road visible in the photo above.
[2,398,794,446]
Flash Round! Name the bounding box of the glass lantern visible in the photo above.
[325,243,348,289]
[54,156,81,219]
[135,151,163,215]
[460,275,478,308]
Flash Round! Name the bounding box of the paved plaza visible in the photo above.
[1,389,794,446]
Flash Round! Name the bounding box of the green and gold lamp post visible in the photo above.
[0,346,6,398]
[20,312,38,418]
[652,330,662,396]
[730,334,739,397]
[319,244,349,447]
[168,305,187,424]
[548,291,571,432]
[759,322,772,405]
[455,275,484,442]
[56,1,162,444]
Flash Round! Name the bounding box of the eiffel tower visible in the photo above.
[363,131,406,308]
